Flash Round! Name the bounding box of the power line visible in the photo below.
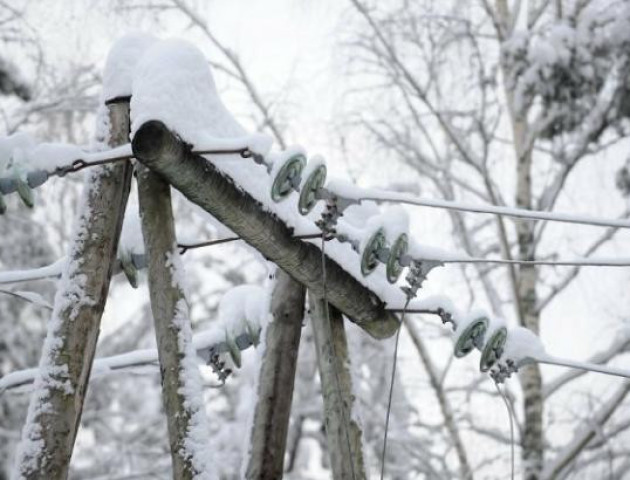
[353,190,630,229]
[495,382,515,480]
[436,257,630,267]
[538,355,630,380]
[380,298,410,480]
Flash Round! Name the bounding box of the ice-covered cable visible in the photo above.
[439,257,630,267]
[326,182,630,229]
[537,355,630,380]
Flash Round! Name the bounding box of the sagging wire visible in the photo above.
[380,298,407,480]
[320,234,358,480]
[494,381,516,480]
[380,262,425,480]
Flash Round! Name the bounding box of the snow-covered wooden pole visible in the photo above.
[13,100,133,479]
[131,120,399,340]
[137,165,216,479]
[243,272,305,479]
[309,292,367,480]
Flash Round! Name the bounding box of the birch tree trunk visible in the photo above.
[501,47,544,480]
[309,292,366,480]
[13,101,133,479]
[492,0,544,472]
[514,135,544,480]
[137,165,216,480]
[243,271,305,480]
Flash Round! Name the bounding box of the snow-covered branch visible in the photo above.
[543,381,630,480]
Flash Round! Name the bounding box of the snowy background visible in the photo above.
[1,1,630,479]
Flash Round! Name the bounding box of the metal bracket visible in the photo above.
[489,358,518,384]
[401,258,443,299]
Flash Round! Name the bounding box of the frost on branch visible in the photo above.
[502,2,630,137]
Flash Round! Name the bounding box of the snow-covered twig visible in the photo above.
[542,381,630,480]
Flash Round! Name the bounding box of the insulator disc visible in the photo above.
[480,326,508,372]
[16,178,34,209]
[386,233,408,283]
[271,154,306,202]
[298,164,327,215]
[120,254,139,289]
[361,228,386,276]
[226,333,242,368]
[453,316,488,358]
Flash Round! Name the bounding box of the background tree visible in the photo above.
[2,0,630,478]
[340,0,630,478]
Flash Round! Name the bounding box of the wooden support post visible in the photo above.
[131,121,399,340]
[243,271,305,479]
[14,101,133,479]
[309,292,367,480]
[137,165,214,479]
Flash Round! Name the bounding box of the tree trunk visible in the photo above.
[243,271,305,479]
[309,292,366,480]
[137,165,215,480]
[13,101,132,479]
[511,105,544,480]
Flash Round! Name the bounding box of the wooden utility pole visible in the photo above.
[309,293,367,480]
[243,271,305,479]
[137,164,214,479]
[14,100,132,479]
[131,120,400,340]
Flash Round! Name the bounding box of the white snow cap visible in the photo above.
[501,326,546,365]
[379,205,409,240]
[452,308,488,342]
[131,38,245,144]
[103,33,157,102]
[218,285,269,336]
[118,200,144,256]
[0,132,36,173]
[0,133,89,176]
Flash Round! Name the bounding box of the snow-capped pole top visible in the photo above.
[131,38,245,145]
[103,33,157,103]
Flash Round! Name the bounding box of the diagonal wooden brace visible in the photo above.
[131,120,399,340]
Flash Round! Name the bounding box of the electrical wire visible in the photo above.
[320,236,357,480]
[437,257,630,267]
[178,233,322,254]
[495,381,515,480]
[537,356,630,380]
[380,297,411,480]
[37,145,630,232]
[357,191,630,230]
